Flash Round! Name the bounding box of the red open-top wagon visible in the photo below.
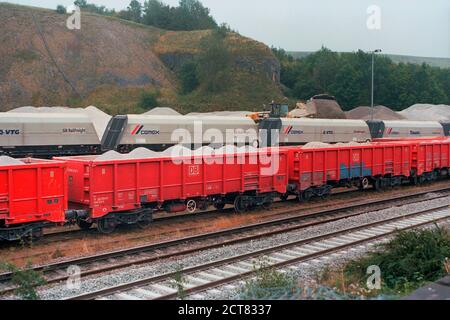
[0,158,67,241]
[285,139,450,202]
[56,147,288,233]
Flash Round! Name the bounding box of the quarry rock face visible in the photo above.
[0,4,282,112]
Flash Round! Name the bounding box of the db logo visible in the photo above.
[188,165,200,176]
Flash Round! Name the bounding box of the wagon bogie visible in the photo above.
[0,223,44,242]
[233,193,275,214]
[92,209,153,234]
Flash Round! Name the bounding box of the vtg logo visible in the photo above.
[0,129,20,135]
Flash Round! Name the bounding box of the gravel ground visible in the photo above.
[6,195,450,300]
[202,220,450,300]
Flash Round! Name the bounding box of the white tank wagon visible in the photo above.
[367,120,444,138]
[102,115,259,152]
[258,118,371,147]
[0,113,103,157]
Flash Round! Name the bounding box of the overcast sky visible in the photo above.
[6,0,450,58]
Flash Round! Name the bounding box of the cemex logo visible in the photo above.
[131,124,160,135]
[284,126,304,135]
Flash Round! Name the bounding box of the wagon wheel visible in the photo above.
[97,218,117,234]
[26,227,43,243]
[214,203,226,211]
[410,176,418,186]
[186,200,197,213]
[262,199,273,210]
[320,191,330,200]
[280,194,289,201]
[137,218,152,229]
[77,220,93,230]
[300,189,313,202]
[373,178,382,191]
[234,196,246,214]
[359,178,370,190]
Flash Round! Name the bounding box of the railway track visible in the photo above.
[39,188,362,241]
[67,205,450,300]
[1,187,449,297]
[34,184,450,245]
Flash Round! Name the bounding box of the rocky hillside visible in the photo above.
[0,3,283,114]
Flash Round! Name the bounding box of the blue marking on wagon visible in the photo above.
[340,162,372,179]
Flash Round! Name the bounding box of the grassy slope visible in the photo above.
[0,3,283,114]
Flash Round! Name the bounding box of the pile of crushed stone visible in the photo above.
[305,97,346,119]
[303,141,372,149]
[142,107,181,116]
[94,145,263,161]
[186,111,252,117]
[0,156,24,165]
[399,104,450,121]
[346,106,405,120]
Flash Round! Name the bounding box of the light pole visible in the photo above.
[371,49,382,121]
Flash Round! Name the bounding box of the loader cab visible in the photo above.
[269,103,289,118]
[258,102,289,147]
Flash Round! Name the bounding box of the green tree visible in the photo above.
[56,5,67,14]
[179,62,200,94]
[274,47,450,110]
[142,0,172,28]
[197,33,232,93]
[138,91,159,110]
[176,0,217,30]
[74,0,87,7]
[127,0,142,23]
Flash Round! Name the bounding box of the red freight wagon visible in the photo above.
[56,148,288,233]
[415,140,450,177]
[285,142,414,201]
[0,158,67,241]
[381,139,450,183]
[286,140,450,201]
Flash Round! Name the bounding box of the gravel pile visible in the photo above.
[35,195,450,300]
[399,104,450,121]
[303,141,371,149]
[306,98,346,119]
[346,106,405,120]
[0,156,23,166]
[142,107,181,116]
[128,148,160,159]
[186,111,252,117]
[95,151,125,161]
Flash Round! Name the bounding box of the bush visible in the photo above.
[240,258,295,299]
[0,262,47,300]
[179,62,200,94]
[343,226,450,296]
[197,33,232,93]
[138,91,159,110]
[56,5,67,14]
